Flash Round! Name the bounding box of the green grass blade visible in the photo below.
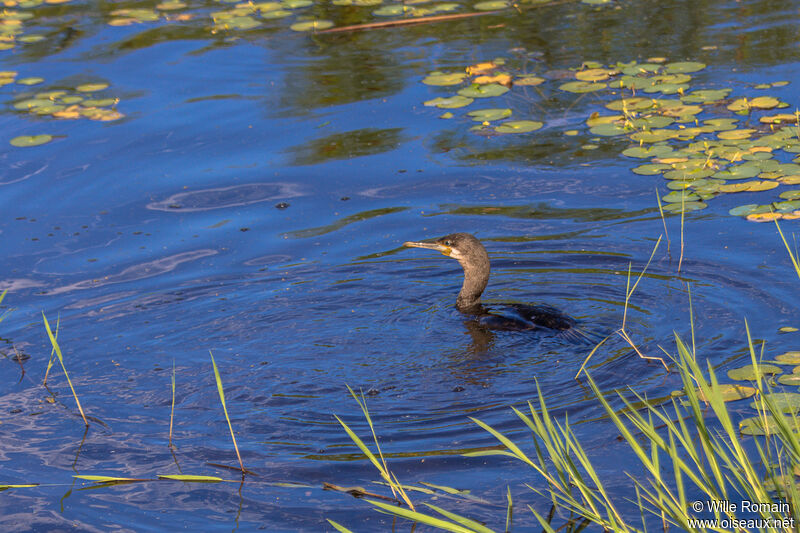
[42,312,88,427]
[209,351,245,474]
[367,499,481,533]
[326,519,355,533]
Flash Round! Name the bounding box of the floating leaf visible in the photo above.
[778,374,800,386]
[76,83,109,92]
[158,475,223,482]
[728,363,781,380]
[575,68,618,82]
[473,73,511,86]
[10,134,53,147]
[494,120,543,133]
[779,327,799,333]
[514,76,544,86]
[776,351,800,364]
[422,72,467,86]
[729,204,763,217]
[423,95,473,108]
[662,201,707,213]
[290,19,333,31]
[17,77,44,85]
[473,0,508,9]
[746,212,783,223]
[457,83,509,98]
[740,416,797,436]
[467,108,512,122]
[664,61,705,73]
[749,392,800,413]
[559,81,606,93]
[632,163,671,175]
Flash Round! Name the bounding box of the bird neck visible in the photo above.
[455,257,490,311]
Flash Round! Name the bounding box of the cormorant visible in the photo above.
[404,233,578,334]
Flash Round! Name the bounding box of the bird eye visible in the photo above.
[444,240,452,246]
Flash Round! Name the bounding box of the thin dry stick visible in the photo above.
[317,10,500,34]
[617,329,669,372]
[42,313,89,427]
[209,351,245,475]
[169,360,176,448]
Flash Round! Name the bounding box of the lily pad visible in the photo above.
[10,134,53,147]
[457,83,509,98]
[776,351,800,364]
[422,72,467,86]
[423,95,473,108]
[778,374,800,386]
[662,201,707,213]
[290,19,333,31]
[749,392,800,414]
[729,204,763,217]
[728,363,781,381]
[559,81,607,93]
[76,83,109,92]
[515,76,545,86]
[740,415,797,436]
[467,108,512,122]
[632,163,670,175]
[664,61,705,73]
[494,120,543,133]
[473,0,509,9]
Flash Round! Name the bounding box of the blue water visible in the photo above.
[2,0,800,530]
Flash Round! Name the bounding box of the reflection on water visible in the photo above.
[1,0,800,530]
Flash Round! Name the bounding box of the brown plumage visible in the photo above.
[404,233,579,334]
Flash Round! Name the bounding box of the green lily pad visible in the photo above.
[589,123,628,136]
[729,204,763,217]
[776,351,800,364]
[632,163,671,175]
[739,416,797,436]
[750,392,800,413]
[662,201,707,213]
[473,0,508,9]
[290,19,333,31]
[559,81,607,93]
[17,77,44,85]
[664,61,706,73]
[622,145,673,159]
[467,108,512,121]
[494,120,543,133]
[457,83,509,98]
[423,95,473,108]
[76,83,109,92]
[9,134,53,147]
[682,89,732,103]
[606,97,653,111]
[728,363,781,381]
[514,75,545,86]
[422,72,467,86]
[778,374,800,386]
